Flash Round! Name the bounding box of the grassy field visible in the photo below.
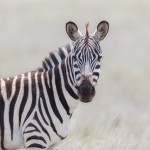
[0,0,150,149]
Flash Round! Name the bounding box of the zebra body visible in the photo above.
[0,50,78,149]
[0,21,109,150]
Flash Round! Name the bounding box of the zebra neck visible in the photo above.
[46,56,79,114]
[37,42,79,112]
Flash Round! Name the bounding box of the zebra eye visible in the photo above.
[73,55,77,61]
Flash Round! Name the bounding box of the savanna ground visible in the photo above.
[0,0,150,149]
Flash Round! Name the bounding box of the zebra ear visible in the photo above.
[66,21,81,41]
[93,21,109,41]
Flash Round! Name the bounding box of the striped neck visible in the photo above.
[37,42,73,72]
[37,42,79,112]
[44,55,79,114]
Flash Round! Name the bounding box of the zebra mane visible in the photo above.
[85,22,89,37]
[37,42,73,72]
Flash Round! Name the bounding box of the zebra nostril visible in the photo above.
[80,85,93,94]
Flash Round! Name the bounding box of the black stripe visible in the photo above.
[58,48,66,60]
[0,83,7,150]
[38,73,62,138]
[34,112,50,140]
[49,53,59,65]
[95,65,100,69]
[54,67,70,115]
[75,71,80,76]
[44,71,63,123]
[37,67,44,72]
[24,129,36,134]
[69,113,73,119]
[19,73,29,126]
[27,143,46,149]
[42,61,48,71]
[4,77,13,99]
[65,44,71,53]
[40,93,61,138]
[93,72,99,78]
[38,98,49,125]
[24,123,40,134]
[66,57,74,85]
[61,61,78,99]
[91,61,97,71]
[93,78,97,82]
[76,77,80,81]
[26,135,47,144]
[78,52,82,62]
[94,48,100,56]
[22,73,37,126]
[70,57,76,83]
[45,58,52,68]
[9,76,21,140]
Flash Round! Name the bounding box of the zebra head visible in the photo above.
[66,21,109,103]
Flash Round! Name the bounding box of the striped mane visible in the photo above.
[37,42,73,72]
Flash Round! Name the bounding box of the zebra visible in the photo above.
[0,21,109,150]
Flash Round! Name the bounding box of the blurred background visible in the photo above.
[0,0,150,149]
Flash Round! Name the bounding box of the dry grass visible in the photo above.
[0,0,150,149]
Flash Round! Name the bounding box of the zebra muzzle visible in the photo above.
[77,79,95,103]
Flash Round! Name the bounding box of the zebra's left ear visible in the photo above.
[93,21,109,41]
[66,21,82,41]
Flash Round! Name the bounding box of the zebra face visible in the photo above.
[66,21,109,102]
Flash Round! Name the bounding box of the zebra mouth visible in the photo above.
[77,80,96,103]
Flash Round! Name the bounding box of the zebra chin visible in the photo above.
[77,79,96,103]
